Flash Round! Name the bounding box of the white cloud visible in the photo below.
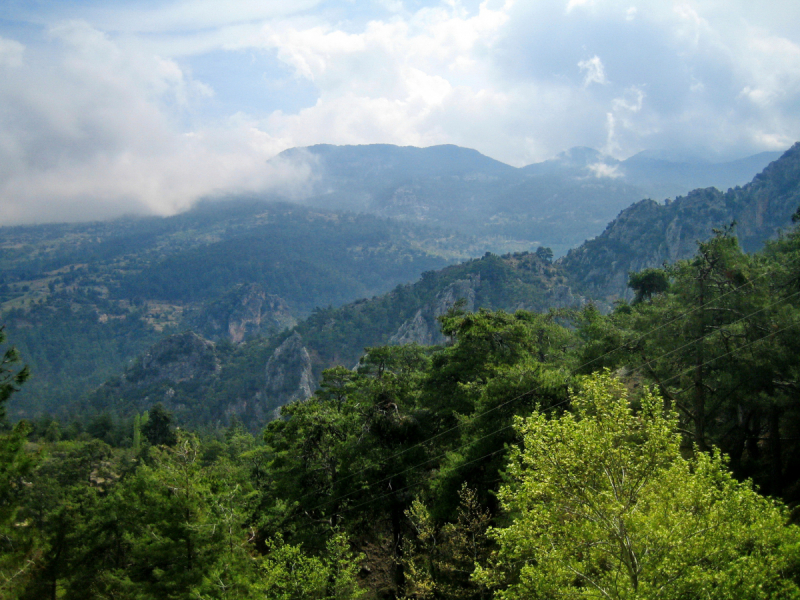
[221,0,526,161]
[0,36,24,68]
[566,0,596,14]
[0,23,311,224]
[587,162,622,178]
[613,86,644,112]
[2,0,800,223]
[578,55,607,87]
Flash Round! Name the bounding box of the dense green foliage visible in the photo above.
[476,372,799,599]
[4,218,800,597]
[577,227,800,497]
[75,249,575,430]
[2,148,800,598]
[1,308,581,598]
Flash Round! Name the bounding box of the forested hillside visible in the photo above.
[25,143,800,428]
[0,201,462,418]
[2,217,799,598]
[80,247,581,426]
[1,143,791,422]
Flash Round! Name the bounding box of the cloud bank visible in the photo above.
[0,0,798,224]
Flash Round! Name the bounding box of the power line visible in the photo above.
[310,314,800,519]
[284,258,800,513]
[335,448,508,517]
[628,289,800,375]
[298,283,800,516]
[303,424,516,515]
[657,319,799,388]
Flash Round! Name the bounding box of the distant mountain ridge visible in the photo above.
[271,143,782,255]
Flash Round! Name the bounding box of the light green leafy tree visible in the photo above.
[474,371,800,600]
[254,532,364,600]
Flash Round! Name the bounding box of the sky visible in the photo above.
[0,0,799,224]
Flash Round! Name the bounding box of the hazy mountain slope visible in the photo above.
[272,143,781,255]
[7,144,793,424]
[621,150,782,200]
[81,249,586,427]
[1,201,462,418]
[560,143,800,301]
[114,208,451,313]
[522,147,782,199]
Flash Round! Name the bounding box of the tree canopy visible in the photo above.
[475,371,800,600]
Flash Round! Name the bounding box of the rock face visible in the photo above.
[225,286,296,344]
[387,256,588,347]
[191,284,297,344]
[389,276,478,346]
[131,332,220,386]
[264,332,316,408]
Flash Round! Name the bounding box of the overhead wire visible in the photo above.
[311,310,800,519]
[293,266,800,516]
[298,284,800,511]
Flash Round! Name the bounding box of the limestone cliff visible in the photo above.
[388,258,584,346]
[389,276,478,346]
[189,284,297,343]
[264,332,316,408]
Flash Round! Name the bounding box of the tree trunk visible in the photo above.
[391,494,405,596]
[768,404,783,495]
[694,276,707,451]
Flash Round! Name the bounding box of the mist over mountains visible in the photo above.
[272,143,781,255]
[1,141,796,424]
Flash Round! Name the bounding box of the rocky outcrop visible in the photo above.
[226,286,296,344]
[389,276,478,346]
[128,331,220,386]
[190,284,297,343]
[264,332,316,407]
[544,284,584,309]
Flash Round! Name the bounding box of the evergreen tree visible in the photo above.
[142,403,177,447]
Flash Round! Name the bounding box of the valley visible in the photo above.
[1,143,795,424]
[2,141,800,599]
